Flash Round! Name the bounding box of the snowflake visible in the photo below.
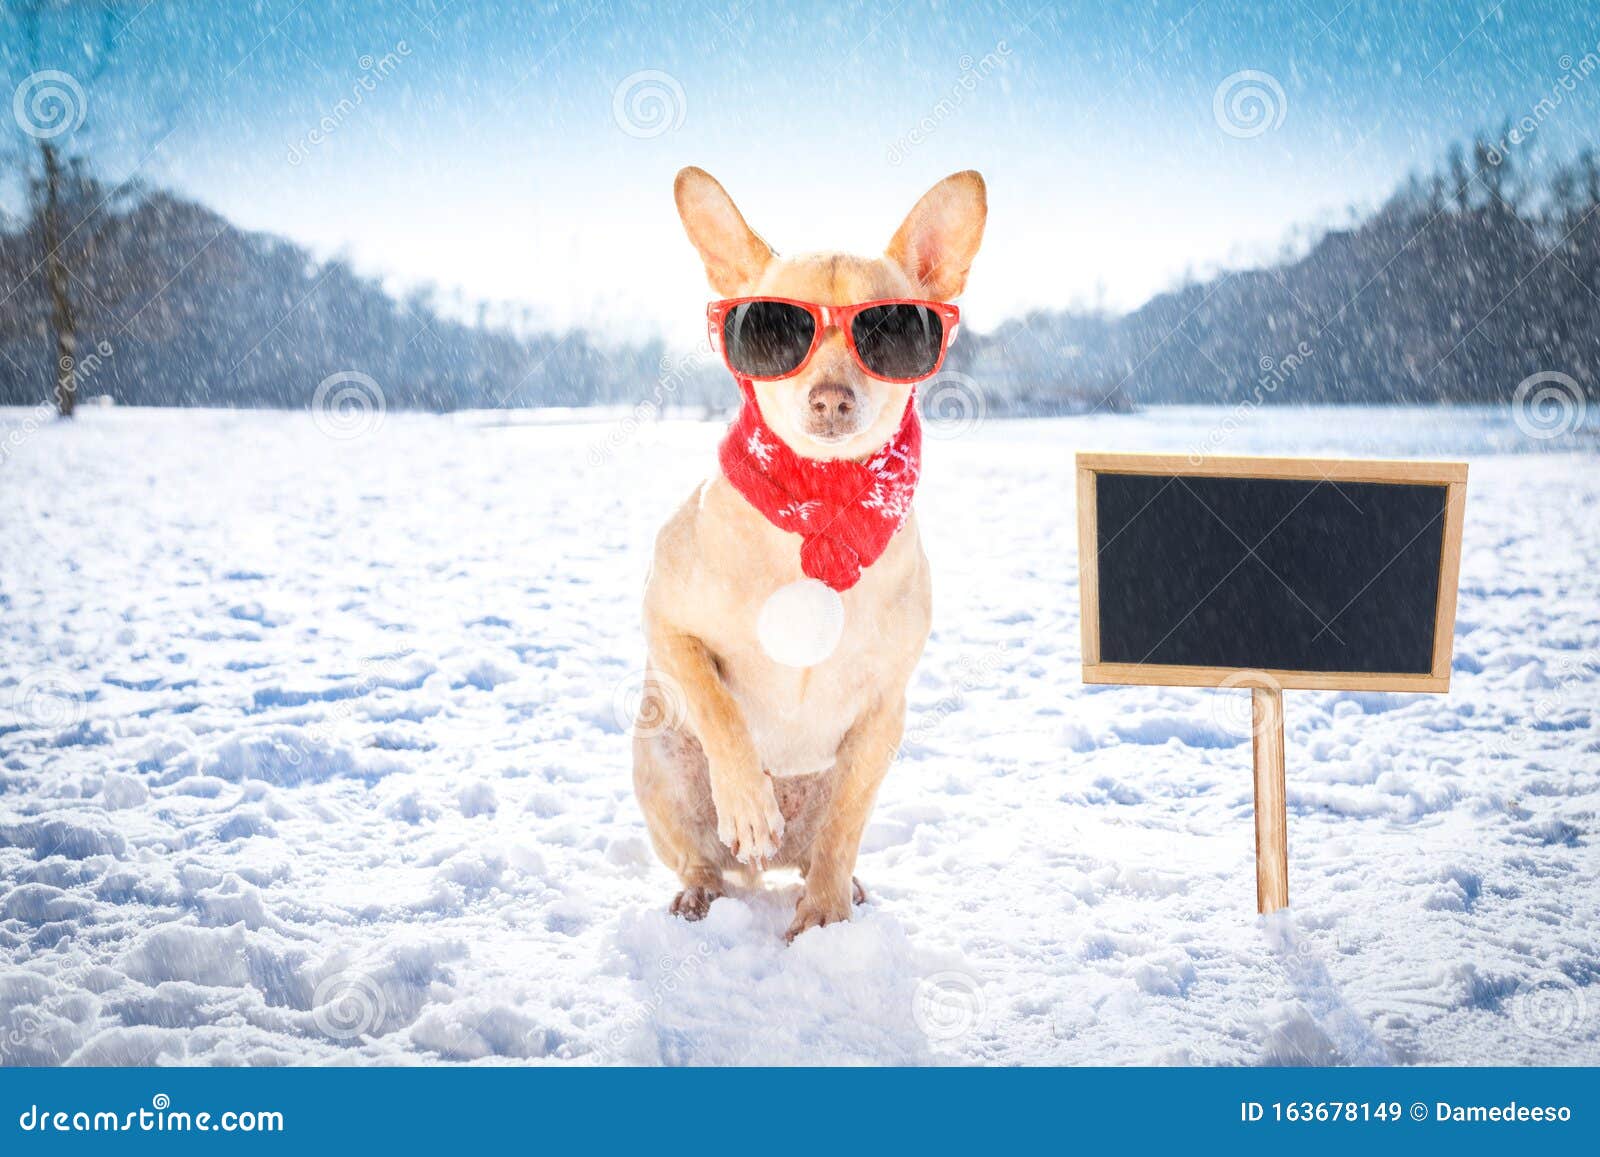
[862,479,914,526]
[745,429,775,468]
[868,443,916,479]
[777,500,821,523]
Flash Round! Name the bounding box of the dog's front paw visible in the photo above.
[784,888,853,943]
[711,767,785,866]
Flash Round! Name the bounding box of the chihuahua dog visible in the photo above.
[633,167,986,941]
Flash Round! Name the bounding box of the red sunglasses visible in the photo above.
[708,297,960,384]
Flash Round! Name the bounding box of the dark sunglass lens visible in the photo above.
[721,301,816,377]
[851,304,944,379]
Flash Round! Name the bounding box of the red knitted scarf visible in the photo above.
[717,378,921,592]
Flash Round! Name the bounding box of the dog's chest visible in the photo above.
[693,481,928,778]
[732,620,885,778]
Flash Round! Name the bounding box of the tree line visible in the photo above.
[2,121,1595,415]
[953,133,1600,409]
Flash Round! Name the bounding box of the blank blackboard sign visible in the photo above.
[1074,452,1468,913]
[1078,454,1468,692]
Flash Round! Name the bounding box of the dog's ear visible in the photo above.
[674,167,774,296]
[886,171,987,300]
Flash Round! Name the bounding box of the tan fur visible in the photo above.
[634,167,986,941]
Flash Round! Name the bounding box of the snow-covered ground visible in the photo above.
[1,403,1596,1066]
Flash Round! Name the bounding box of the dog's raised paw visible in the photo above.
[852,876,867,906]
[711,769,785,865]
[669,886,721,921]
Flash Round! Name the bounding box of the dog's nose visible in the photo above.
[808,382,855,420]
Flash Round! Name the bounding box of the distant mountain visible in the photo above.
[3,138,1596,413]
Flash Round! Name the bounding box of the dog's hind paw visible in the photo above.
[669,887,721,921]
[852,876,867,906]
[784,890,853,943]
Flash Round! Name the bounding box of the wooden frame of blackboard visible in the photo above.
[1076,452,1469,694]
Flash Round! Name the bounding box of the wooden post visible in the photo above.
[1252,685,1289,914]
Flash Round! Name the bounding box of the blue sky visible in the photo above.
[5,0,1599,345]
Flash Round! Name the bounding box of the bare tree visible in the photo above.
[10,0,123,417]
[1446,142,1473,214]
